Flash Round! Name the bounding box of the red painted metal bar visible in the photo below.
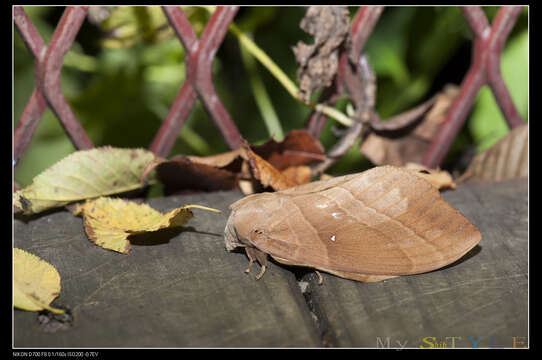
[149,82,198,158]
[187,6,242,150]
[486,6,524,129]
[422,6,523,168]
[13,7,45,58]
[35,6,94,150]
[150,7,199,157]
[161,6,242,152]
[14,6,524,172]
[13,90,48,166]
[423,60,487,168]
[13,7,48,166]
[349,6,384,64]
[462,6,490,38]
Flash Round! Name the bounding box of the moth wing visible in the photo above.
[270,254,396,282]
[229,172,359,211]
[279,172,360,195]
[251,166,481,277]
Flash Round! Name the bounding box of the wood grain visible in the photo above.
[14,179,527,347]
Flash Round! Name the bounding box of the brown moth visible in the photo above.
[224,165,481,282]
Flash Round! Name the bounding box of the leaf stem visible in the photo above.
[240,32,284,140]
[228,23,299,98]
[201,6,355,128]
[185,205,222,213]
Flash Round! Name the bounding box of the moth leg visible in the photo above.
[315,270,323,285]
[255,265,267,280]
[244,250,256,274]
[244,247,268,280]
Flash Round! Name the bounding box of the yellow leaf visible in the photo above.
[76,197,220,254]
[13,147,157,215]
[13,248,64,314]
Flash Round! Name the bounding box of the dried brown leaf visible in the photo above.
[186,149,243,170]
[239,179,258,196]
[253,129,326,170]
[281,166,312,186]
[243,145,298,191]
[155,155,240,195]
[459,124,528,182]
[405,162,456,190]
[185,130,325,173]
[361,84,460,166]
[319,173,334,181]
[293,6,350,102]
[144,131,325,194]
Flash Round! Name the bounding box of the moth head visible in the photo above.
[224,193,281,251]
[224,211,244,251]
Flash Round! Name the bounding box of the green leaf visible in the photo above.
[469,30,528,151]
[365,7,416,86]
[14,147,157,215]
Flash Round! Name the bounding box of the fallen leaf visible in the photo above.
[237,164,312,196]
[417,85,460,140]
[252,130,326,170]
[281,166,312,186]
[186,130,325,171]
[243,145,298,191]
[361,84,460,166]
[75,197,220,254]
[238,160,260,195]
[459,124,528,182]
[241,138,320,193]
[405,162,456,190]
[13,147,157,215]
[319,173,334,181]
[14,248,65,314]
[156,155,240,195]
[147,130,325,195]
[186,149,243,170]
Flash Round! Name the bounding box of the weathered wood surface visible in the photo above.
[13,178,527,348]
[304,178,528,348]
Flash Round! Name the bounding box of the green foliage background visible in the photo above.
[14,6,528,187]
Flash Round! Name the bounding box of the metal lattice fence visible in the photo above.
[13,6,525,186]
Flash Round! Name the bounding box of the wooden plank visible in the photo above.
[303,178,528,348]
[13,178,528,348]
[13,191,321,347]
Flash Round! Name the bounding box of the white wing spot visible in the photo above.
[330,235,336,242]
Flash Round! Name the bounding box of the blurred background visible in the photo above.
[14,6,528,187]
